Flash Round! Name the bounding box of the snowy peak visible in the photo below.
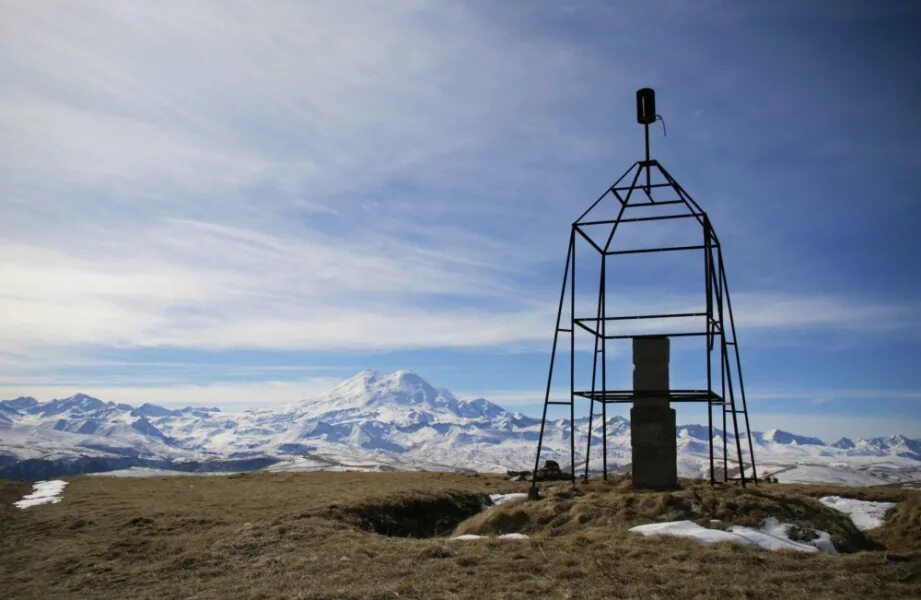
[327,368,379,396]
[133,403,177,418]
[596,415,630,436]
[885,434,914,447]
[455,397,507,420]
[301,370,466,416]
[879,434,921,460]
[29,393,109,417]
[0,396,39,412]
[758,429,825,446]
[824,435,920,459]
[377,370,443,406]
[677,424,718,441]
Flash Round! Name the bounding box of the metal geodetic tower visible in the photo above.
[531,88,758,488]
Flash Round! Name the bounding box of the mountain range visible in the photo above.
[2,369,920,485]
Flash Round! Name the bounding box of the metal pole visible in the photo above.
[601,254,608,480]
[705,216,714,484]
[584,259,606,482]
[716,248,747,487]
[653,162,707,228]
[715,259,729,483]
[531,232,574,491]
[570,228,576,486]
[644,123,651,192]
[720,255,759,484]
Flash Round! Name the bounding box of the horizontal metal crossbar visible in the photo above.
[606,331,709,340]
[617,213,701,224]
[606,244,708,255]
[613,182,674,192]
[593,331,710,340]
[622,199,686,208]
[572,318,713,339]
[573,389,723,404]
[577,312,706,322]
[576,213,702,227]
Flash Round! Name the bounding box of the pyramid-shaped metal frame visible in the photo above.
[531,151,759,488]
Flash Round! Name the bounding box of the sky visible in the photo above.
[1,1,920,439]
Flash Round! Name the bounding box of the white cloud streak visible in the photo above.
[1,1,918,384]
[0,1,590,362]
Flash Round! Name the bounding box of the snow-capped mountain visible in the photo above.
[1,370,919,485]
[754,429,825,446]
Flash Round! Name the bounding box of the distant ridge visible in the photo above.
[1,371,919,484]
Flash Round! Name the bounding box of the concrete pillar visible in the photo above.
[630,336,678,489]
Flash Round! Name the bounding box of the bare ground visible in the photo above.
[1,472,918,599]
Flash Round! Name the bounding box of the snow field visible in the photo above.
[14,480,68,509]
[819,496,896,530]
[87,467,238,477]
[629,518,836,554]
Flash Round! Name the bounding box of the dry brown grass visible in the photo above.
[0,478,31,542]
[457,476,883,552]
[1,472,919,599]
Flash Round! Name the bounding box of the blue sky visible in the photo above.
[1,1,919,439]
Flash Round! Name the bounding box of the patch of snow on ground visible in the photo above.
[630,520,743,545]
[450,533,529,541]
[773,465,886,486]
[630,518,835,554]
[819,496,896,530]
[87,467,237,478]
[489,493,528,506]
[14,480,68,508]
[732,518,836,554]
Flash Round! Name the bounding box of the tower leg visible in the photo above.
[569,231,576,485]
[531,233,574,491]
[601,255,608,480]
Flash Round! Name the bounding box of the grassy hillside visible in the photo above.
[1,472,918,599]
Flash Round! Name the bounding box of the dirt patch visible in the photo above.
[333,490,489,538]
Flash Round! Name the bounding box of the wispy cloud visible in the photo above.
[0,221,553,352]
[0,1,594,362]
[750,388,921,405]
[733,293,920,333]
